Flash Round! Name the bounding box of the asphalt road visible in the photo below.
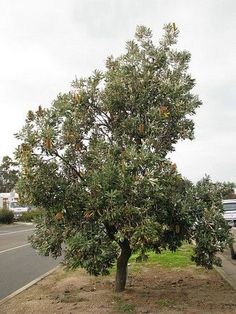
[0,223,61,300]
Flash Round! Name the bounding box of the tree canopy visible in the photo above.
[0,156,19,193]
[16,24,231,292]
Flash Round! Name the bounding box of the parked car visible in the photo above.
[9,201,30,218]
[223,199,236,227]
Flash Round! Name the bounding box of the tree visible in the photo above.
[191,176,233,267]
[16,24,231,292]
[219,181,235,199]
[0,156,19,192]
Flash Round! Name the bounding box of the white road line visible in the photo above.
[0,243,31,254]
[0,228,34,236]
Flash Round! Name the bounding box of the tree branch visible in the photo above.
[53,150,84,181]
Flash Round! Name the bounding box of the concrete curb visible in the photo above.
[0,266,60,306]
[14,222,34,226]
[214,254,236,291]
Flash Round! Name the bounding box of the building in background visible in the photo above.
[0,191,29,217]
[0,190,18,209]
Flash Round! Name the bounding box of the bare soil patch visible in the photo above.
[1,262,236,314]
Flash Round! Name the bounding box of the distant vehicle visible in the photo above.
[0,190,31,218]
[9,201,30,218]
[223,199,236,227]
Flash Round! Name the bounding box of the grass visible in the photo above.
[110,244,194,312]
[108,243,195,276]
[113,296,135,313]
[156,298,174,307]
[129,243,194,269]
[117,303,135,313]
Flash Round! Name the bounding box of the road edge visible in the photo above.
[214,254,236,290]
[0,265,60,306]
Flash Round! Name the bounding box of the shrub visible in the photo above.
[17,208,42,222]
[0,208,14,224]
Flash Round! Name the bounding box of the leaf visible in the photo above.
[84,211,94,220]
[121,159,126,172]
[175,225,180,234]
[171,163,177,172]
[45,137,52,150]
[138,123,145,134]
[36,105,43,117]
[74,93,81,102]
[159,106,170,118]
[27,110,35,121]
[75,142,82,151]
[55,212,63,221]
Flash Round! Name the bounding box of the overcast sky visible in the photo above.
[0,0,235,183]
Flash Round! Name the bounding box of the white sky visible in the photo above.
[0,0,235,183]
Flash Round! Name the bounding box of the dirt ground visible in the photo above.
[1,261,236,314]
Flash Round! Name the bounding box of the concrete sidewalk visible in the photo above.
[214,227,236,290]
[215,251,236,290]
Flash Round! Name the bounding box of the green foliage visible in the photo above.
[130,244,194,268]
[114,297,135,313]
[64,227,118,275]
[218,181,235,199]
[0,208,14,224]
[17,208,42,222]
[15,24,231,291]
[29,211,64,258]
[156,298,173,307]
[191,176,233,268]
[0,156,19,192]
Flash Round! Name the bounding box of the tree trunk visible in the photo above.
[115,239,132,292]
[230,243,236,259]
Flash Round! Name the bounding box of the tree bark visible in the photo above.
[115,239,132,292]
[230,243,236,259]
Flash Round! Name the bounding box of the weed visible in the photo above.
[116,302,135,313]
[156,298,173,307]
